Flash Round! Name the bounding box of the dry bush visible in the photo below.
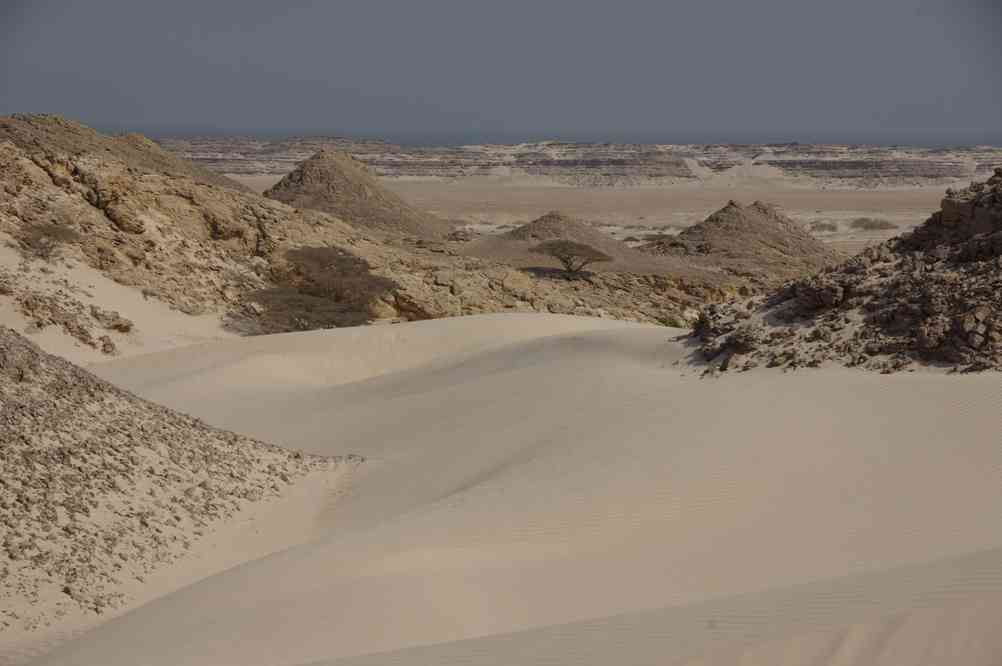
[19,222,82,260]
[226,246,403,335]
[850,217,898,231]
[285,246,397,307]
[811,221,839,233]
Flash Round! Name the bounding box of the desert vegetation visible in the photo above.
[850,217,898,231]
[285,247,397,307]
[18,221,82,260]
[530,240,613,276]
[810,221,839,233]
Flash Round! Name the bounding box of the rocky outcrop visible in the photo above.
[360,255,715,330]
[640,201,842,289]
[0,327,346,631]
[693,170,1002,373]
[263,149,453,240]
[0,114,248,192]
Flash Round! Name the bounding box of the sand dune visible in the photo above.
[31,314,1002,665]
[321,547,1002,666]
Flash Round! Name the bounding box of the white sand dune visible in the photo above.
[33,314,1002,666]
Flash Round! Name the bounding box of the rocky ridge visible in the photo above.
[0,326,347,631]
[640,201,842,289]
[694,170,1002,373]
[0,115,248,192]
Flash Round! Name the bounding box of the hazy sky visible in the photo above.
[2,0,999,144]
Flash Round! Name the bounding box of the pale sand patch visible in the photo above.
[28,313,1002,666]
[226,172,943,230]
[227,171,933,257]
[381,180,945,228]
[0,239,236,364]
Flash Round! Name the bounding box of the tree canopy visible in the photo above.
[530,240,613,275]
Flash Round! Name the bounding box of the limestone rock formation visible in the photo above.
[263,149,453,239]
[0,114,247,192]
[640,200,842,288]
[694,171,1002,373]
[0,326,343,631]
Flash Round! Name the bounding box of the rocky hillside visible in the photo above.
[640,201,842,288]
[694,170,1002,373]
[263,149,453,239]
[0,114,248,192]
[0,326,344,631]
[0,128,722,350]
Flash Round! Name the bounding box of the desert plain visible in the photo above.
[2,115,1002,666]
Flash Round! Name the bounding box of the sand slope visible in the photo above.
[0,240,236,364]
[33,314,1002,666]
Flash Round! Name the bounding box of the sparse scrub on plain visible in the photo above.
[810,221,838,233]
[850,217,898,231]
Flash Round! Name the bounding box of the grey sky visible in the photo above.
[2,0,999,144]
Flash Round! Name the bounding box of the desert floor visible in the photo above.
[17,313,1002,666]
[232,174,943,227]
[231,174,943,254]
[384,180,944,228]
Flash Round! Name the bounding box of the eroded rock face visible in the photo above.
[0,327,345,631]
[694,170,1002,373]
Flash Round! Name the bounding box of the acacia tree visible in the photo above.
[530,240,613,276]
